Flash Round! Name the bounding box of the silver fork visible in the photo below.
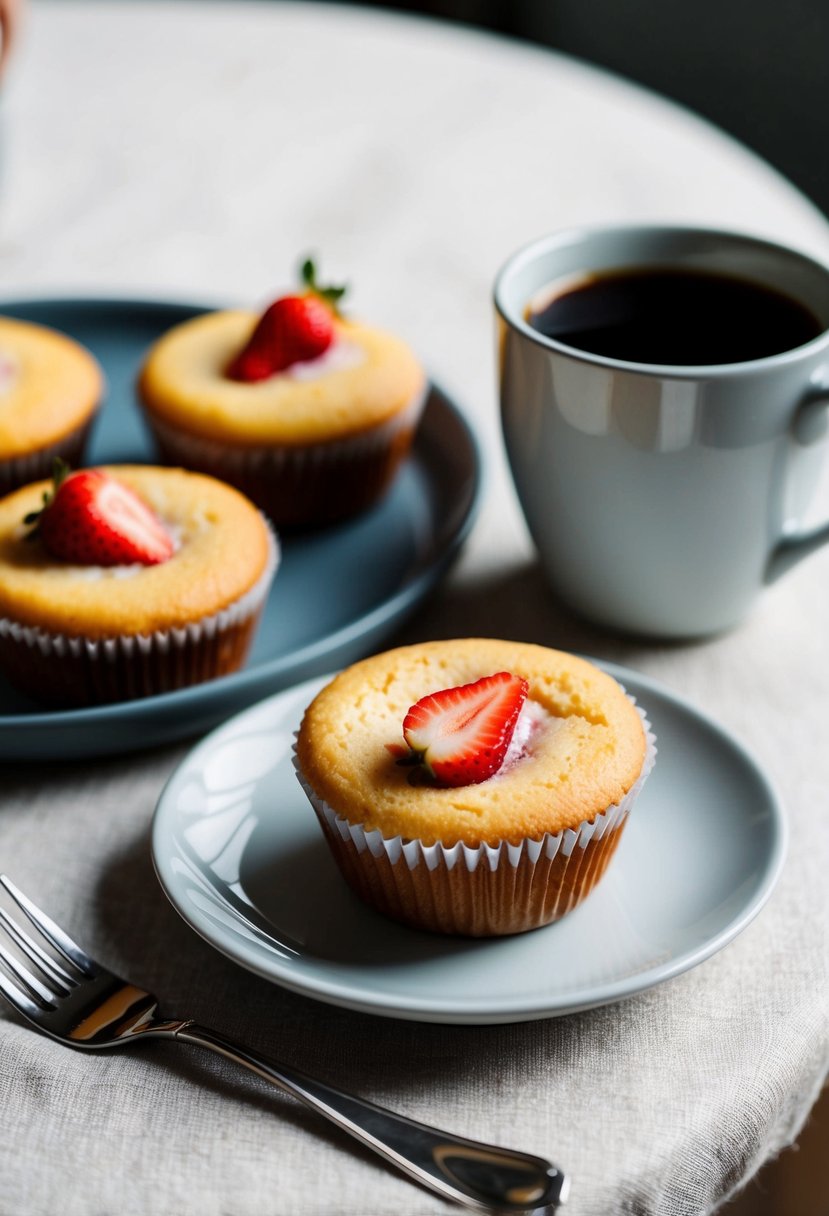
[0,875,568,1213]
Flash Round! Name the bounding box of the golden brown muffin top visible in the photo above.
[0,465,273,637]
[0,317,104,458]
[296,639,647,846]
[138,310,426,446]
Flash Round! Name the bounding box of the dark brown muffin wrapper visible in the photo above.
[143,388,427,530]
[293,701,656,938]
[0,414,98,498]
[0,525,278,708]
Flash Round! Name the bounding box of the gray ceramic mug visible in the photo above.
[495,225,829,637]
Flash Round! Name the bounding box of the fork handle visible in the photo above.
[174,1022,567,1212]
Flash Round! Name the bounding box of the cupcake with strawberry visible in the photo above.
[0,463,277,706]
[294,639,655,937]
[137,259,427,529]
[0,316,103,497]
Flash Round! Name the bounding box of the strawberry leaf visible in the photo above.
[23,458,71,540]
[300,256,348,314]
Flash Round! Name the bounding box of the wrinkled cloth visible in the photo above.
[2,557,827,1216]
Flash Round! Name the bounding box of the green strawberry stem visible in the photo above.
[300,256,348,314]
[395,751,422,767]
[23,457,71,536]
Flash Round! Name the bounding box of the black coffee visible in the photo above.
[526,267,824,365]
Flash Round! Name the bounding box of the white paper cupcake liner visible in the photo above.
[144,386,428,529]
[0,522,278,706]
[293,697,656,936]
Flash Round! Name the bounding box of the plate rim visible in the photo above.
[0,295,483,749]
[151,660,789,1024]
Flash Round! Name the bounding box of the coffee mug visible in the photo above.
[495,225,829,637]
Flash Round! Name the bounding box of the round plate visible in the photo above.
[152,662,787,1024]
[0,298,481,760]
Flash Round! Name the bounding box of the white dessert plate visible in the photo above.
[152,663,787,1025]
[0,298,480,760]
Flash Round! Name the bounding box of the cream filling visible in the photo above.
[71,564,146,581]
[0,350,19,397]
[281,337,365,382]
[495,699,556,777]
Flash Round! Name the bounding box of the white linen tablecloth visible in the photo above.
[1,4,828,1214]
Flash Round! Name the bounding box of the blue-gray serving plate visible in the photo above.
[0,298,481,761]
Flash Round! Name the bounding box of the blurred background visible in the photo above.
[321,0,829,217]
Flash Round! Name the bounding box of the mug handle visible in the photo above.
[767,391,829,583]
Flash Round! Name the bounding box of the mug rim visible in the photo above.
[493,223,829,379]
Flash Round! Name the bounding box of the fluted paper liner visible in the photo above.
[0,524,278,707]
[294,700,656,937]
[145,388,427,529]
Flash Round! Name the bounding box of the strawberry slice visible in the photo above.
[227,257,348,382]
[399,671,529,787]
[26,464,175,566]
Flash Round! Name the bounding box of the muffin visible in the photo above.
[294,639,655,937]
[137,260,427,529]
[0,464,277,706]
[0,316,103,496]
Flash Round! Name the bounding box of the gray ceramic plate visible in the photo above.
[152,664,787,1025]
[0,298,480,761]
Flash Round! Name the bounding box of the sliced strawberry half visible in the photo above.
[226,257,347,382]
[398,671,529,787]
[26,464,175,566]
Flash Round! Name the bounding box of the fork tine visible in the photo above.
[0,907,77,993]
[0,876,96,976]
[0,939,57,1008]
[0,956,43,1019]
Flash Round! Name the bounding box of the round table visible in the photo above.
[1,5,827,1215]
